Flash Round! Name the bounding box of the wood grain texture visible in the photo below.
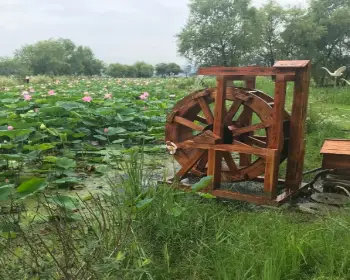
[285,61,311,192]
[174,116,204,131]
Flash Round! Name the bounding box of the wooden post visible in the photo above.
[264,149,279,199]
[285,62,311,192]
[263,75,287,198]
[208,76,227,190]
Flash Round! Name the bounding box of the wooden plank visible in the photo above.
[263,149,279,199]
[285,61,311,192]
[322,154,350,169]
[197,97,214,124]
[174,116,204,131]
[232,121,271,136]
[176,141,270,157]
[207,76,227,190]
[175,149,206,180]
[198,67,295,77]
[212,190,278,206]
[273,60,310,68]
[320,139,350,155]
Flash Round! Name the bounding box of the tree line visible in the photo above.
[177,0,350,84]
[0,39,184,78]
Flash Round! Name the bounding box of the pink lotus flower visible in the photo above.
[104,128,109,133]
[139,94,147,100]
[24,94,32,101]
[143,92,149,97]
[48,90,56,96]
[22,90,29,96]
[7,125,14,131]
[104,93,112,99]
[83,91,89,95]
[82,96,92,102]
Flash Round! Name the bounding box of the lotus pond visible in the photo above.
[0,77,192,203]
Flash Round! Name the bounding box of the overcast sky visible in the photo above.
[0,0,304,66]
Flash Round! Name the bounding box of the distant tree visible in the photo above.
[0,57,30,76]
[106,63,128,78]
[166,63,182,76]
[177,0,259,66]
[155,63,168,77]
[257,0,286,66]
[133,62,154,78]
[14,38,104,76]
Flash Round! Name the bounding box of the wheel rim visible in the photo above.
[165,87,290,181]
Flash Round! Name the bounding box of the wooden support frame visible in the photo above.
[166,60,311,206]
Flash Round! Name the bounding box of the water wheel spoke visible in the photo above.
[174,116,204,131]
[196,151,208,171]
[222,152,239,173]
[232,121,270,136]
[176,149,206,179]
[224,100,243,125]
[197,97,214,124]
[194,115,208,124]
[247,136,267,147]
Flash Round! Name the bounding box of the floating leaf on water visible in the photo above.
[93,135,108,141]
[0,185,14,201]
[95,165,109,174]
[23,143,56,151]
[191,176,213,192]
[54,177,81,184]
[56,157,76,170]
[0,129,33,139]
[16,178,48,199]
[112,139,126,144]
[47,195,81,211]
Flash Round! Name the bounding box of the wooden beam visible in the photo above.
[285,62,311,192]
[197,97,214,124]
[207,76,227,190]
[212,190,278,206]
[198,67,296,77]
[175,149,206,180]
[174,116,204,131]
[176,141,271,157]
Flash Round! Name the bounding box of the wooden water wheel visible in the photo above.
[165,87,290,181]
[165,61,311,205]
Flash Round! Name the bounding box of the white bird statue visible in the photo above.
[322,66,347,87]
[341,78,350,86]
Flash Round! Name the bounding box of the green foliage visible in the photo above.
[14,38,104,76]
[0,57,29,76]
[107,61,154,78]
[179,0,350,83]
[177,0,259,66]
[155,63,182,77]
[16,178,48,199]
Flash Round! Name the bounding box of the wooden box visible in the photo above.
[321,139,350,170]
